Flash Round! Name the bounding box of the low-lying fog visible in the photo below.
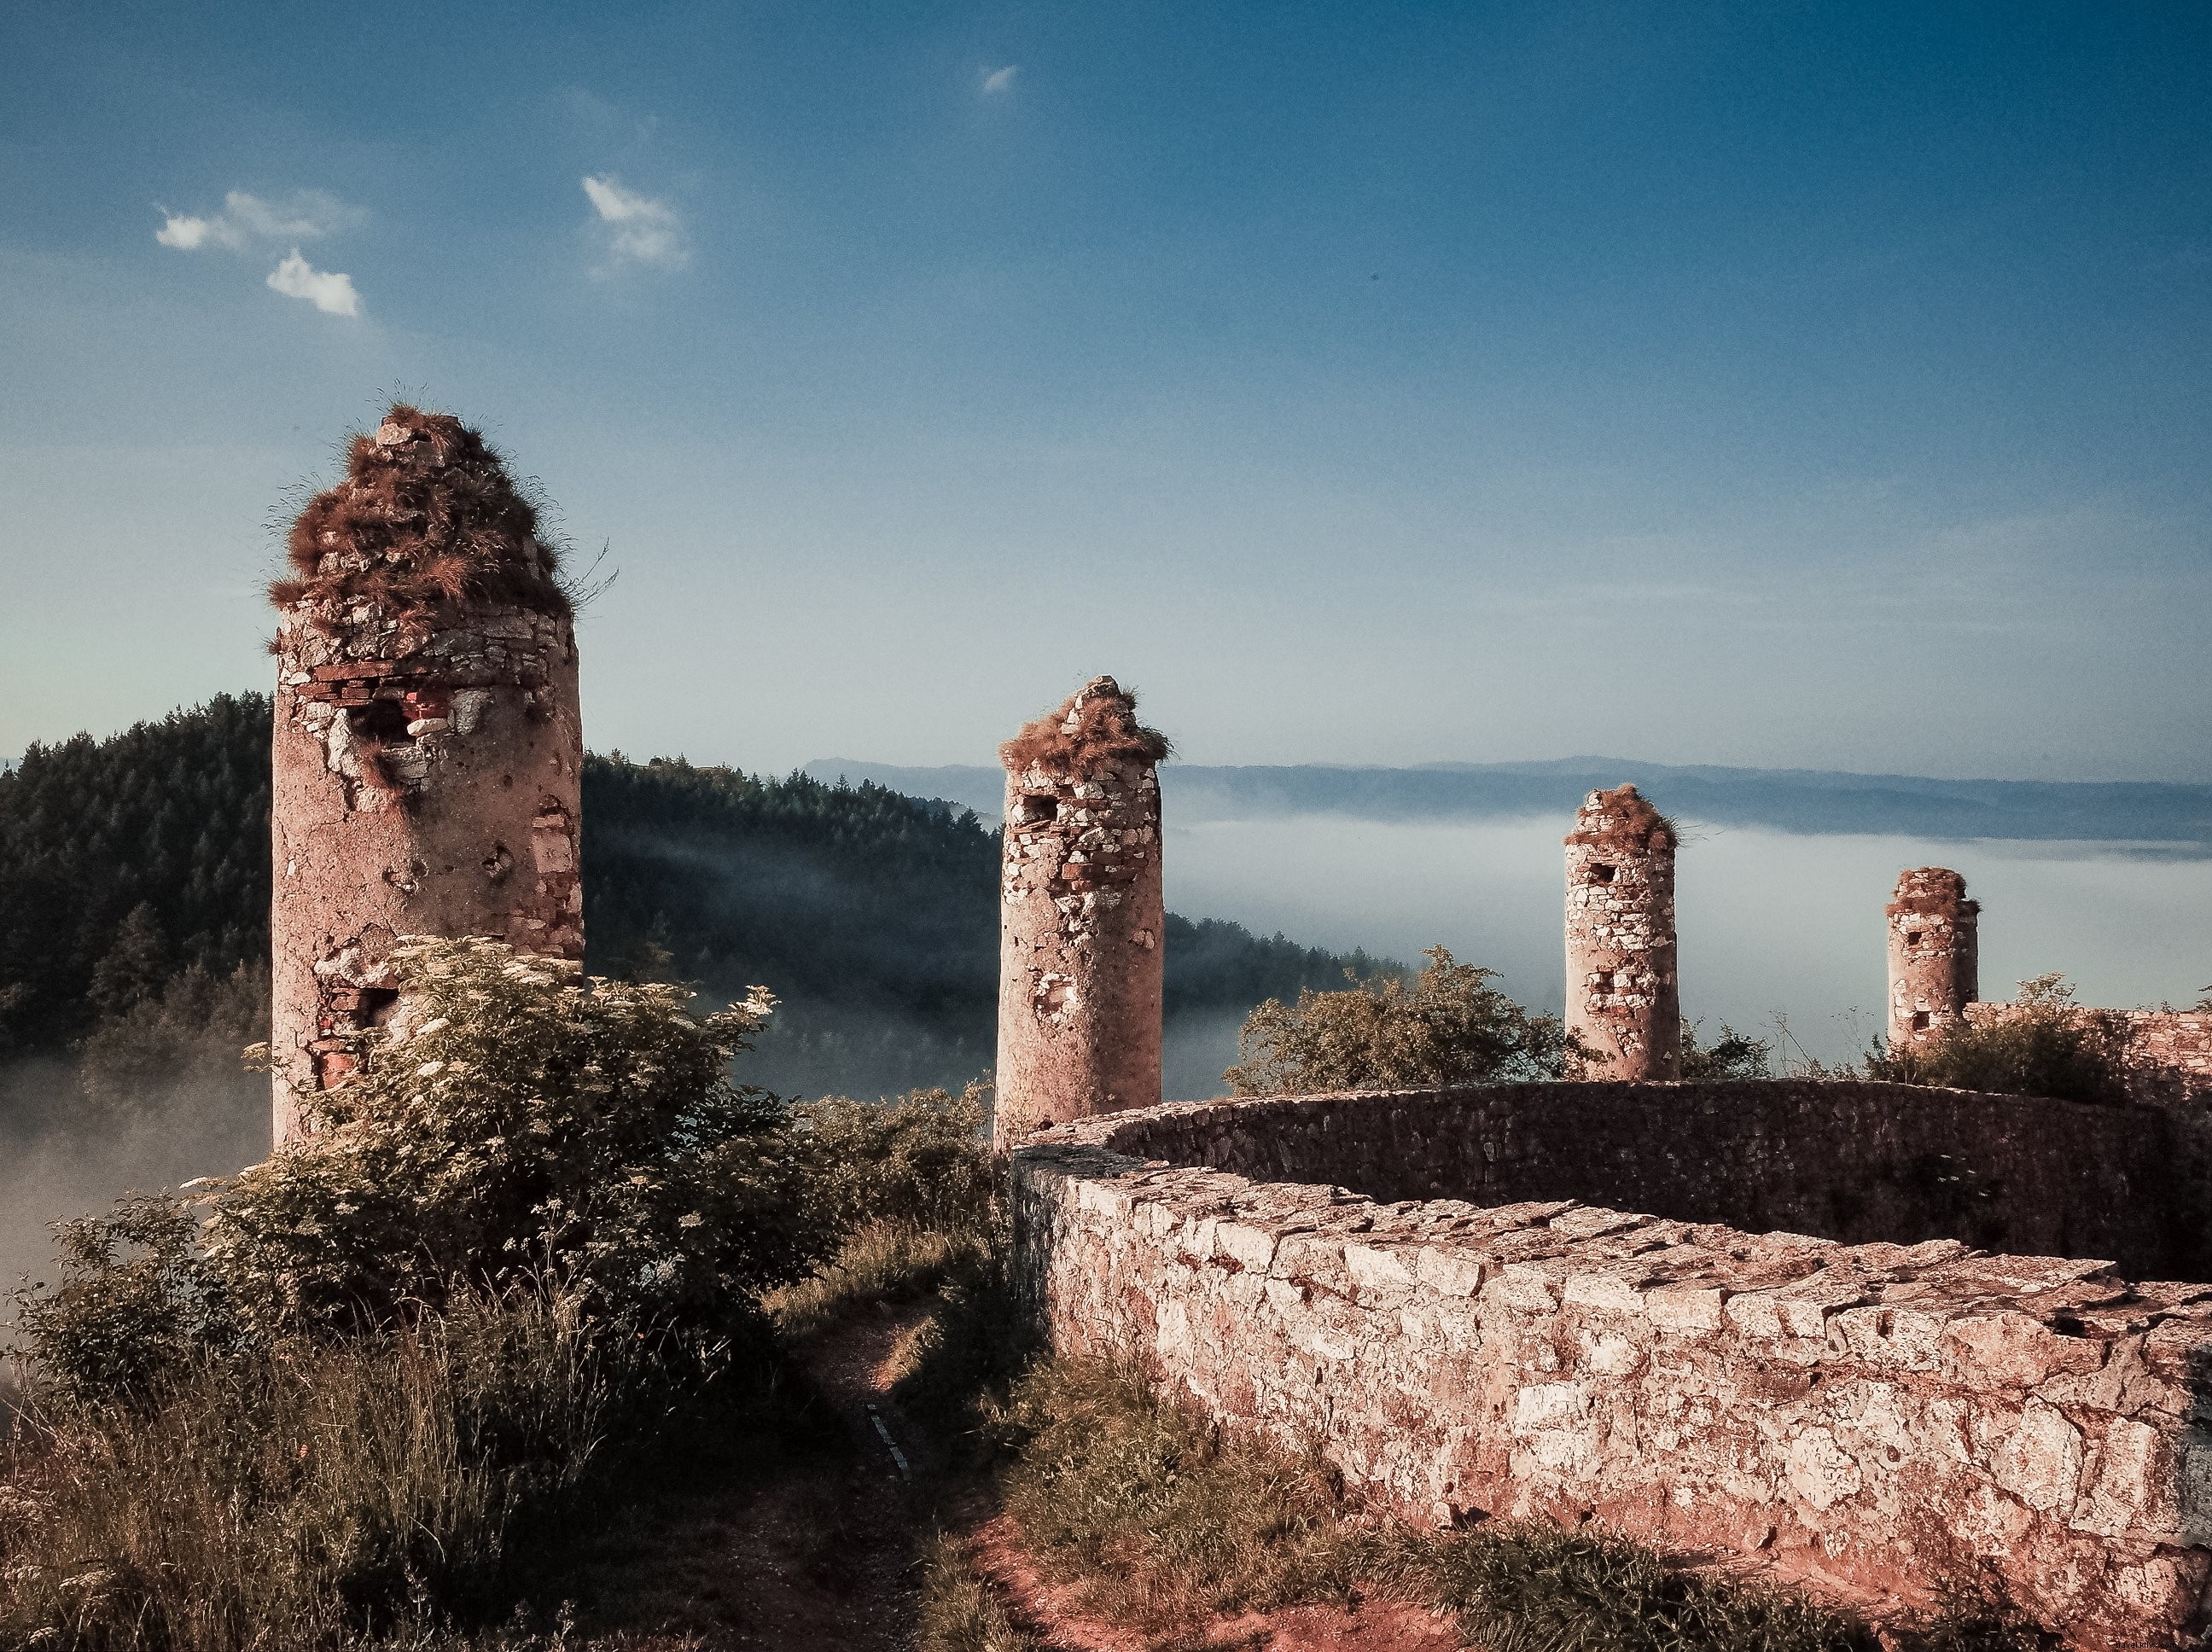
[1165,814,2212,1075]
[8,816,2204,1311]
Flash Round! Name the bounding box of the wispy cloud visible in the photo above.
[981,64,1020,95]
[155,190,366,317]
[266,249,360,316]
[581,175,687,270]
[154,190,361,253]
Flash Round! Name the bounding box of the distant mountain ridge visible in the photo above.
[802,757,2212,848]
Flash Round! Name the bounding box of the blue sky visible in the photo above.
[3,1,2208,780]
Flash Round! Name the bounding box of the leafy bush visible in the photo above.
[765,1084,1027,1430]
[1225,946,1580,1095]
[14,937,831,1401]
[1866,975,2124,1105]
[793,1083,996,1240]
[1680,1018,1773,1081]
[1,1280,614,1650]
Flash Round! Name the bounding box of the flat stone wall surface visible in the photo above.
[1965,1005,2212,1113]
[1013,1087,2212,1648]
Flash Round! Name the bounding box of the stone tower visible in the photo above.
[269,405,583,1145]
[1563,784,1680,1081]
[994,676,1168,1145]
[1886,867,1978,1048]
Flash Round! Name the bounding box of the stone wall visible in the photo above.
[1095,1080,2207,1282]
[1964,1003,2212,1113]
[1013,1086,2212,1647]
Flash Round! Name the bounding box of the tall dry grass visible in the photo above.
[0,1283,613,1650]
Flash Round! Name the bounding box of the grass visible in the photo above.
[915,1532,1045,1652]
[765,1220,998,1341]
[940,1356,2050,1652]
[0,1283,618,1650]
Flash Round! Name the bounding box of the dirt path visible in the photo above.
[560,1307,1471,1650]
[551,1305,940,1650]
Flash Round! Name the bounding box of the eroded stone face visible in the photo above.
[1014,1089,2212,1649]
[995,753,1163,1142]
[270,601,581,1143]
[1563,786,1679,1081]
[1888,867,1980,1047]
[992,676,1167,1145]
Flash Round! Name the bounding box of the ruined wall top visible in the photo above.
[1563,783,1674,853]
[1000,675,1171,783]
[270,404,570,642]
[1888,865,1979,922]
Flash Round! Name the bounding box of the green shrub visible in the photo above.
[1225,947,1580,1096]
[1680,1018,1774,1080]
[14,937,830,1405]
[1866,975,2123,1105]
[793,1083,996,1239]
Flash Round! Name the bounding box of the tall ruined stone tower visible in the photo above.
[1886,867,1978,1048]
[269,405,582,1144]
[994,676,1168,1145]
[1563,784,1680,1081]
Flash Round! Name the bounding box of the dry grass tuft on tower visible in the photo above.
[268,404,584,1144]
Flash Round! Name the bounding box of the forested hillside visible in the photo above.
[0,694,271,1053]
[0,699,1385,1096]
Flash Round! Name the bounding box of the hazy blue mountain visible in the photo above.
[804,758,2212,847]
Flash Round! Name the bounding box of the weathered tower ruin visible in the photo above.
[1886,866,1977,1047]
[994,676,1168,1145]
[1563,784,1680,1081]
[269,405,583,1144]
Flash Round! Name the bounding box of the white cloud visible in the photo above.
[266,249,360,316]
[581,175,687,269]
[981,64,1020,95]
[155,211,236,250]
[154,189,362,252]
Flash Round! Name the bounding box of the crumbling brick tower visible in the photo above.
[269,404,582,1145]
[1887,866,1978,1047]
[1563,784,1680,1081]
[994,676,1169,1145]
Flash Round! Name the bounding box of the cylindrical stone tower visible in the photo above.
[1886,867,1978,1048]
[269,404,583,1145]
[1563,784,1680,1081]
[993,676,1168,1145]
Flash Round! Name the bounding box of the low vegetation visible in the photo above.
[0,928,2073,1649]
[1863,974,2123,1104]
[924,1357,2042,1652]
[1225,946,1580,1094]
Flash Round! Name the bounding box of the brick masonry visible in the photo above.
[1013,1084,2212,1647]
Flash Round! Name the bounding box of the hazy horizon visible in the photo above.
[6,3,2210,782]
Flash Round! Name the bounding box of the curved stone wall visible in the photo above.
[1012,1083,2212,1649]
[1098,1079,2209,1281]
